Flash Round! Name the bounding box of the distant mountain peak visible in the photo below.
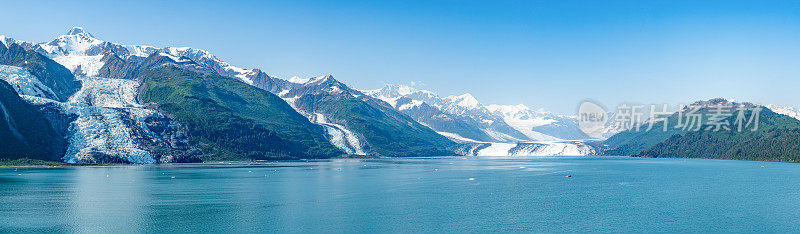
[446,93,480,109]
[66,27,94,38]
[0,35,9,48]
[287,75,334,85]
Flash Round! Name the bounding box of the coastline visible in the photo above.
[5,154,798,169]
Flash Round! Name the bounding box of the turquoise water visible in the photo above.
[2,156,800,233]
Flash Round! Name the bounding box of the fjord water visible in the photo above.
[2,157,800,232]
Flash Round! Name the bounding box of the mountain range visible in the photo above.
[1,27,798,163]
[364,84,592,142]
[0,27,486,163]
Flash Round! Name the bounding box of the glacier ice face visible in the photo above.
[475,141,597,156]
[508,142,597,156]
[477,143,518,156]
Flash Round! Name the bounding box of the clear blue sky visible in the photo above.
[2,0,800,114]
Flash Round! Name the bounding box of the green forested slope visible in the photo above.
[138,60,342,161]
[637,107,800,162]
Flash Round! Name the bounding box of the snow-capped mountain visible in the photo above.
[255,74,371,155]
[767,104,800,120]
[444,93,481,111]
[365,84,531,142]
[2,27,373,157]
[363,84,604,156]
[2,27,600,159]
[485,104,590,141]
[2,27,253,83]
[244,72,455,156]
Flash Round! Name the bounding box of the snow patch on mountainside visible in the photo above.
[286,75,330,86]
[53,55,105,76]
[0,65,57,100]
[162,47,253,84]
[363,84,435,108]
[0,35,12,48]
[398,100,423,111]
[287,76,309,84]
[445,93,481,109]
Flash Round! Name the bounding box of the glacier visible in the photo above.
[476,141,598,156]
[59,103,157,164]
[312,113,365,155]
[1,65,186,163]
[57,76,160,163]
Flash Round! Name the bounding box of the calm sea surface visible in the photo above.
[2,156,800,233]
